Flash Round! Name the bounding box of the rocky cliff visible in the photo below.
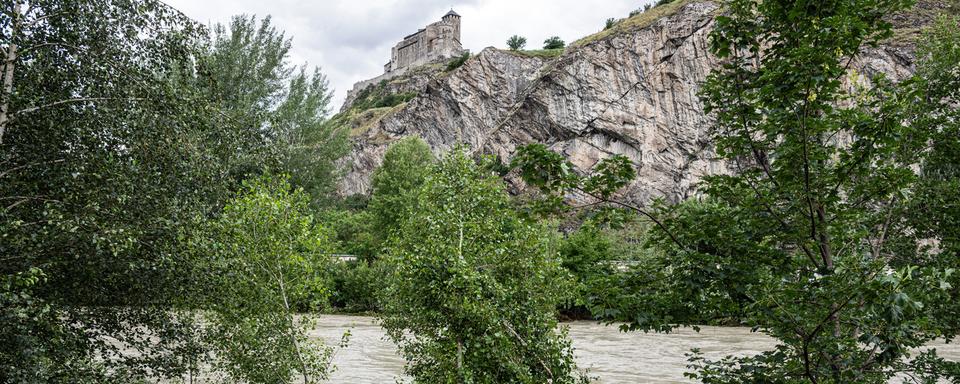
[336,0,934,203]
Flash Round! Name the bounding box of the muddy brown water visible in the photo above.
[311,315,960,383]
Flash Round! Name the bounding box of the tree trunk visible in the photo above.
[457,337,464,383]
[0,1,22,145]
[277,267,310,384]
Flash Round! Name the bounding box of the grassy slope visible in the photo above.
[571,0,697,48]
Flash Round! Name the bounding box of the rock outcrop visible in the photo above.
[336,0,926,203]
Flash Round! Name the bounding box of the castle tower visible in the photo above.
[442,9,461,44]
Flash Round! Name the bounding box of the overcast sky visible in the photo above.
[164,0,651,111]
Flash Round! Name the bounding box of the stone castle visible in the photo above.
[384,10,463,73]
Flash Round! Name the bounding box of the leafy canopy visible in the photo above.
[380,150,587,384]
[507,35,527,50]
[512,1,960,382]
[188,175,335,383]
[543,36,566,50]
[368,136,435,248]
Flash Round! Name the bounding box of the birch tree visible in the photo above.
[195,175,335,384]
[380,150,588,384]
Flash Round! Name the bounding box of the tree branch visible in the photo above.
[0,158,64,179]
[12,97,146,118]
[576,188,687,251]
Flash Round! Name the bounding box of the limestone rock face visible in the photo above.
[337,1,919,203]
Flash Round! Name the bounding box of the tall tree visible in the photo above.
[690,0,960,379]
[512,1,960,381]
[368,136,435,248]
[0,2,342,382]
[201,15,347,206]
[0,1,223,381]
[190,175,334,383]
[379,150,586,384]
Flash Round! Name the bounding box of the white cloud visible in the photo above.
[164,0,650,111]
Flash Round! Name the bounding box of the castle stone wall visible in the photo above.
[385,11,463,73]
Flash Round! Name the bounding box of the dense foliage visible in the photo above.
[0,1,341,382]
[380,150,587,384]
[188,175,334,383]
[685,1,960,381]
[200,15,346,208]
[5,0,958,382]
[512,2,960,382]
[1,1,225,381]
[368,136,435,249]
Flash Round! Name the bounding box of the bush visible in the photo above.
[325,261,382,313]
[320,208,378,262]
[558,223,616,319]
[351,81,417,112]
[543,36,566,50]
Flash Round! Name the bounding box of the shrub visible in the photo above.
[604,18,618,30]
[325,261,382,313]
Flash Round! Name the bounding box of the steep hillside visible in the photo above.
[335,0,934,203]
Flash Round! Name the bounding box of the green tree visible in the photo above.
[904,15,960,263]
[368,137,435,247]
[190,175,334,383]
[320,206,383,312]
[507,35,527,50]
[201,15,347,207]
[686,0,959,380]
[0,1,225,381]
[0,2,342,381]
[380,150,586,384]
[543,36,565,50]
[512,2,960,381]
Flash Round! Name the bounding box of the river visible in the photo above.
[310,315,960,383]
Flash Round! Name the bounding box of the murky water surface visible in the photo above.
[311,314,960,383]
